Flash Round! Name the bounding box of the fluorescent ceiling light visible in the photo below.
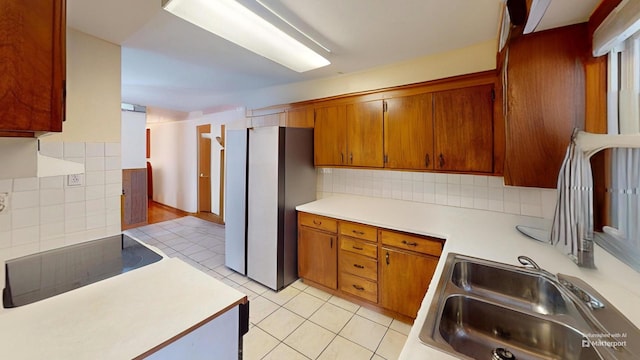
[162,0,331,72]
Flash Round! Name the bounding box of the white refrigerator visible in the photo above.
[225,126,316,290]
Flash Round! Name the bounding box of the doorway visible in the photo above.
[197,124,212,213]
[197,124,225,224]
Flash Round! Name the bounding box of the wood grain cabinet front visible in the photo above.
[379,230,444,257]
[0,0,66,136]
[433,84,495,173]
[314,101,384,167]
[297,211,445,321]
[384,93,435,170]
[379,247,438,319]
[299,212,338,233]
[298,225,337,290]
[504,24,588,188]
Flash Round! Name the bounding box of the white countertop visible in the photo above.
[0,256,247,359]
[296,194,640,359]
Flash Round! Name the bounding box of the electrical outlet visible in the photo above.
[0,192,8,214]
[67,174,83,186]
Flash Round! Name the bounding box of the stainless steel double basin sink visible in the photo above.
[419,253,639,359]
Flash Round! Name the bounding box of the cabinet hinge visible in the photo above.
[383,100,388,113]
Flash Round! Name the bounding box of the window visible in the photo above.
[591,9,640,272]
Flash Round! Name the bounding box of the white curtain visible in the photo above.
[608,33,640,253]
[610,148,640,248]
[550,131,640,265]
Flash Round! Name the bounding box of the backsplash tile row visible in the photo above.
[316,168,557,219]
[0,142,122,262]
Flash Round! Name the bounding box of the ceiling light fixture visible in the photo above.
[255,0,331,53]
[162,0,331,73]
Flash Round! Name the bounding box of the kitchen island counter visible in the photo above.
[297,194,640,359]
[0,257,247,359]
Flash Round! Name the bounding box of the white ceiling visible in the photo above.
[67,0,601,113]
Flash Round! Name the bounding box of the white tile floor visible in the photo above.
[125,216,409,360]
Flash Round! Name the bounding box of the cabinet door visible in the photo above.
[384,94,434,170]
[298,227,337,289]
[380,247,438,318]
[505,24,587,188]
[0,0,66,134]
[314,105,347,166]
[346,100,384,167]
[433,85,494,173]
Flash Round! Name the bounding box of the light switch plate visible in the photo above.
[67,174,83,186]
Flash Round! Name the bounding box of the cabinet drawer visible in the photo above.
[340,272,377,303]
[340,237,377,258]
[339,221,377,242]
[339,251,377,281]
[299,212,337,233]
[380,230,443,257]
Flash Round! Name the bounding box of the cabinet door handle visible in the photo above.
[341,152,344,164]
[352,246,363,251]
[352,284,365,291]
[353,264,365,269]
[313,220,322,226]
[330,237,334,248]
[402,240,418,247]
[385,251,390,265]
[350,153,353,164]
[425,153,430,168]
[352,230,365,236]
[439,154,445,168]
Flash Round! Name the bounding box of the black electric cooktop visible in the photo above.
[3,234,163,308]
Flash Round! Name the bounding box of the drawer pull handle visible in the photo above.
[352,230,365,236]
[352,246,363,250]
[353,264,365,269]
[352,284,365,291]
[313,220,322,226]
[402,240,418,247]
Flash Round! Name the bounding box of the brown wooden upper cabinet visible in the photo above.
[383,84,494,173]
[0,0,66,136]
[384,93,434,170]
[315,105,348,166]
[433,84,494,173]
[503,24,588,188]
[310,71,499,173]
[314,101,384,167]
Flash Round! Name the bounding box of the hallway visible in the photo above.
[146,200,224,226]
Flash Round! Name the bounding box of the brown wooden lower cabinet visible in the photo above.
[298,226,337,289]
[379,247,438,319]
[297,211,444,322]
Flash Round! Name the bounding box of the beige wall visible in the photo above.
[232,39,497,110]
[44,28,121,143]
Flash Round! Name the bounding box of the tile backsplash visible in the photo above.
[0,142,121,262]
[316,168,557,219]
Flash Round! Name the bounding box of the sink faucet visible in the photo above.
[517,255,605,310]
[517,256,556,280]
